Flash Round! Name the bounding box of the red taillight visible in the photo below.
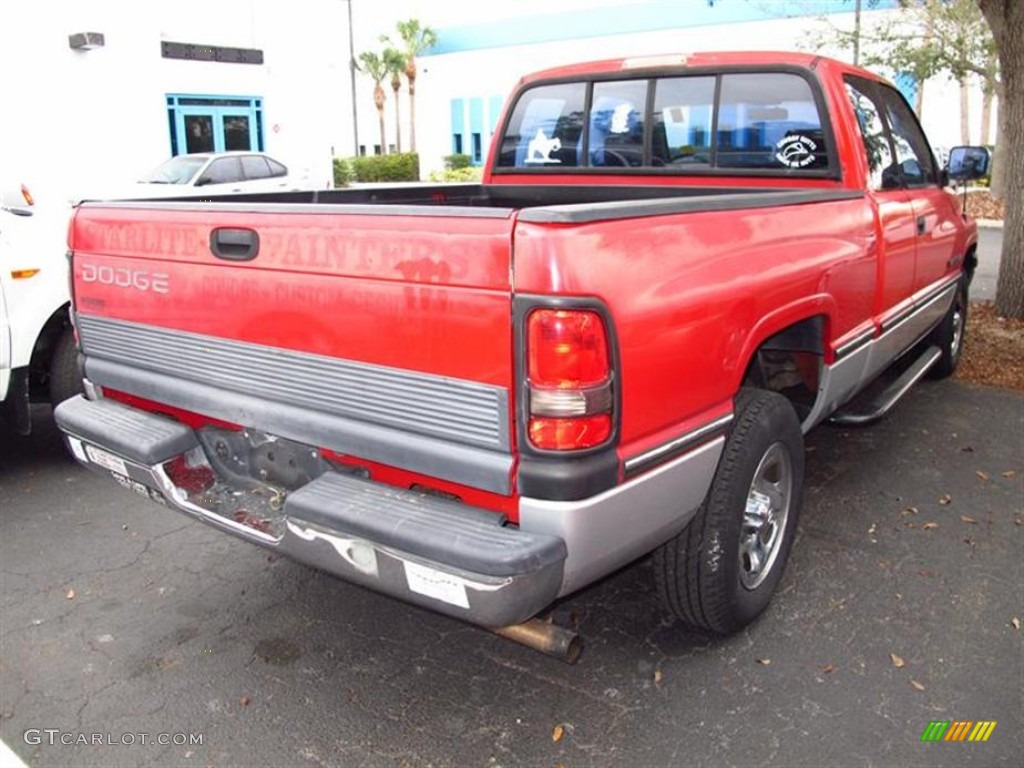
[526,308,613,451]
[528,309,609,388]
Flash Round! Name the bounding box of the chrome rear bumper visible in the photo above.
[54,395,565,628]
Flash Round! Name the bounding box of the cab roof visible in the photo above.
[519,50,886,85]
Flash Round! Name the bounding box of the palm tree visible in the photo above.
[357,51,387,155]
[382,19,438,152]
[383,47,407,153]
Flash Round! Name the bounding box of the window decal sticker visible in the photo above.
[775,134,818,168]
[526,128,562,163]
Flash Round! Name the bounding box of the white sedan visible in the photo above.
[132,151,305,197]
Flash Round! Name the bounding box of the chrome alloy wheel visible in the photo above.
[950,299,965,362]
[739,442,793,590]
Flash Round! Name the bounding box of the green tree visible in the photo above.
[357,51,388,156]
[382,19,438,153]
[814,1,1001,184]
[978,0,1024,319]
[383,47,407,153]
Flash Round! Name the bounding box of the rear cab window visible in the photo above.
[496,68,834,176]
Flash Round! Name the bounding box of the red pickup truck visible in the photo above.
[56,52,989,661]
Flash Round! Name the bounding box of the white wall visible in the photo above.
[0,0,350,203]
[2,0,994,198]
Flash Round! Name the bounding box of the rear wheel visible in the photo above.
[653,388,804,634]
[49,327,83,407]
[927,276,968,379]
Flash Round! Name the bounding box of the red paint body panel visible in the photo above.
[512,197,877,456]
[72,207,516,385]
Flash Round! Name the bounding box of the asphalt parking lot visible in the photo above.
[1,378,1020,768]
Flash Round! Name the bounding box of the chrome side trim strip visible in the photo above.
[881,274,961,333]
[521,437,724,596]
[623,414,733,478]
[863,282,955,385]
[834,328,875,360]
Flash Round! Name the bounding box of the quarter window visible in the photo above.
[878,85,937,186]
[267,158,288,177]
[844,78,898,191]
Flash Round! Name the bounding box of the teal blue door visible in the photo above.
[168,96,263,155]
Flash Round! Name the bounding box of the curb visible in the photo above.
[976,219,1004,229]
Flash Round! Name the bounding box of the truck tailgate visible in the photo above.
[70,203,518,494]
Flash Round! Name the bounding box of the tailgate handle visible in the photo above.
[210,228,259,261]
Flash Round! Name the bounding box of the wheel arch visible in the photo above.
[736,298,835,425]
[27,301,72,396]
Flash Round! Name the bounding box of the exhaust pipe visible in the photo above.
[493,618,583,664]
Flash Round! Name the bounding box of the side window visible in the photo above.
[844,77,899,191]
[878,85,937,187]
[267,158,288,177]
[241,155,271,180]
[200,157,243,185]
[497,82,586,168]
[589,80,647,168]
[651,76,715,167]
[717,73,828,170]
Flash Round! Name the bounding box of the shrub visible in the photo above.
[333,157,355,187]
[428,167,483,183]
[349,152,420,182]
[443,153,473,170]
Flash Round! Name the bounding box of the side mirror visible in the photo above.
[946,145,991,182]
[1,184,35,216]
[0,205,33,217]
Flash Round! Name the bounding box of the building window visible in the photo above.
[472,133,482,164]
[166,94,263,155]
[359,145,367,156]
[452,134,463,154]
[373,144,382,155]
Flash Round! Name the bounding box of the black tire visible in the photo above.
[927,276,968,379]
[49,327,83,407]
[653,388,804,634]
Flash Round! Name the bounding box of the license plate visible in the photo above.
[111,471,153,498]
[84,444,128,476]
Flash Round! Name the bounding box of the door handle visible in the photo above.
[210,227,260,261]
[916,216,927,235]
